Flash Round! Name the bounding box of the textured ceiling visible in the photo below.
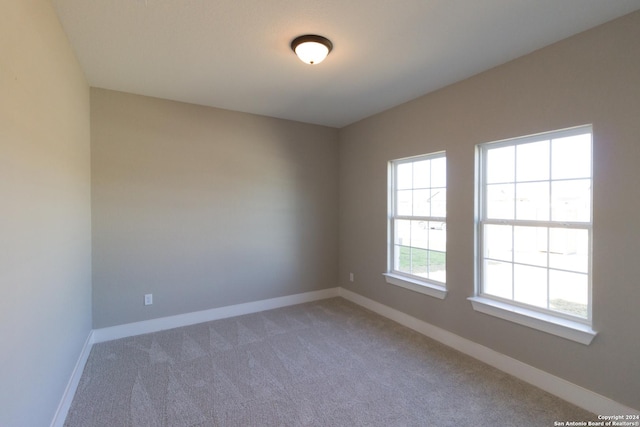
[52,0,640,128]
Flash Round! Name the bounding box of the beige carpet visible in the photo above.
[65,298,595,426]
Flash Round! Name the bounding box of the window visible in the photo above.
[385,152,447,299]
[471,125,596,344]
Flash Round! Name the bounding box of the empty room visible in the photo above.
[2,1,640,426]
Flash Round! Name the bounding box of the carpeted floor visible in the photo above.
[65,297,596,426]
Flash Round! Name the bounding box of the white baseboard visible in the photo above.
[338,287,639,416]
[93,287,340,343]
[50,330,95,427]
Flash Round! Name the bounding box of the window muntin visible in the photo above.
[478,126,592,323]
[390,153,446,285]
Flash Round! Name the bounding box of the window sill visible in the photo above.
[383,273,447,300]
[468,296,597,345]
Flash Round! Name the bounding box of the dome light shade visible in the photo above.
[291,35,333,65]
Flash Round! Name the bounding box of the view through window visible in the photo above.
[389,152,447,285]
[477,126,592,322]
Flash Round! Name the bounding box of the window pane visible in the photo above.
[478,127,592,323]
[397,163,412,189]
[427,222,446,252]
[431,156,446,187]
[413,189,430,216]
[552,133,591,180]
[551,179,591,222]
[549,270,588,318]
[428,250,446,282]
[516,140,549,182]
[394,220,411,246]
[487,145,515,184]
[514,264,548,308]
[397,190,412,216]
[411,247,428,275]
[413,160,430,189]
[514,226,548,267]
[484,224,512,262]
[549,228,589,273]
[411,221,428,249]
[395,245,411,274]
[391,153,447,285]
[484,260,513,299]
[430,188,446,218]
[486,184,515,220]
[516,182,549,221]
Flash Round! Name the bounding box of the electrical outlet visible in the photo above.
[144,294,153,306]
[349,272,354,282]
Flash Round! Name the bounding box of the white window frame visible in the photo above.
[384,152,447,299]
[470,125,597,344]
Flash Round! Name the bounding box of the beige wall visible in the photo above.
[91,89,339,328]
[338,11,640,409]
[0,1,92,426]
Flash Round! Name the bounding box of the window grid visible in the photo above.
[478,126,592,324]
[389,153,446,285]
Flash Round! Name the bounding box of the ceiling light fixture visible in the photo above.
[291,35,333,65]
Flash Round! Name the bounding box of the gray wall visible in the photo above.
[338,11,640,409]
[91,89,339,328]
[0,1,92,426]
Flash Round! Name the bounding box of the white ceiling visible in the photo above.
[53,0,640,128]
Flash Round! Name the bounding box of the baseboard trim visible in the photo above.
[338,287,639,416]
[50,330,95,427]
[93,287,340,343]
